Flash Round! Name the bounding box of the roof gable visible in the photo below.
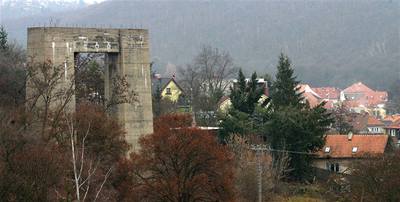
[343,82,375,94]
[152,78,184,95]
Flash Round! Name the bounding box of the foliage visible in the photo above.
[230,70,264,114]
[269,53,303,109]
[387,78,400,113]
[0,37,26,107]
[345,151,400,202]
[72,103,129,164]
[260,53,334,181]
[226,135,290,201]
[0,143,67,201]
[219,110,255,141]
[178,45,237,124]
[264,104,332,180]
[0,103,127,201]
[218,70,266,140]
[75,59,105,105]
[74,53,138,110]
[330,103,353,134]
[0,26,7,51]
[114,114,235,201]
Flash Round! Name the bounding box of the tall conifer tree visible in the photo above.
[270,53,303,108]
[219,69,264,140]
[0,26,8,51]
[265,53,333,180]
[230,69,263,114]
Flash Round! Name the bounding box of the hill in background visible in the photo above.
[3,0,399,90]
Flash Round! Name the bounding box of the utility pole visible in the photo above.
[251,144,269,202]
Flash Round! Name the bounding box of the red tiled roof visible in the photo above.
[343,82,375,94]
[298,84,323,108]
[303,91,321,108]
[342,82,388,108]
[386,119,400,129]
[346,113,384,132]
[322,100,336,110]
[312,87,341,100]
[383,114,400,123]
[316,134,388,158]
[367,116,384,126]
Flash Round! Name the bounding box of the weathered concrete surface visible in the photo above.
[27,27,153,150]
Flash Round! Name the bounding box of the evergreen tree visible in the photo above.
[270,53,303,109]
[152,82,163,117]
[0,26,8,51]
[230,69,264,114]
[219,69,265,140]
[265,53,333,180]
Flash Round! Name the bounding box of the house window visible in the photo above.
[166,88,171,95]
[324,147,331,153]
[328,163,340,173]
[352,147,358,153]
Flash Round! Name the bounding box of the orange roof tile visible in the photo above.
[312,87,341,100]
[343,82,375,94]
[317,134,388,158]
[386,119,400,129]
[383,114,400,123]
[367,116,384,126]
[342,82,388,108]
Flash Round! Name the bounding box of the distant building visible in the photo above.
[313,134,389,174]
[341,82,388,119]
[347,113,385,134]
[384,119,400,147]
[296,84,342,110]
[152,75,185,103]
[297,84,323,108]
[312,87,341,110]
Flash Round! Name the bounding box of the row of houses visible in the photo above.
[299,82,388,118]
[151,75,399,175]
[295,83,397,174]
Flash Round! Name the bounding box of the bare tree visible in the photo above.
[226,135,290,201]
[65,115,112,202]
[194,46,237,97]
[26,59,75,140]
[25,54,138,140]
[178,46,237,125]
[0,41,26,107]
[179,46,237,103]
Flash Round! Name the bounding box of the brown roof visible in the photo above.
[317,134,388,158]
[312,87,341,100]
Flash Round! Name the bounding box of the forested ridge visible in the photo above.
[3,0,399,89]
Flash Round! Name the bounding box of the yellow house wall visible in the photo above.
[161,81,182,102]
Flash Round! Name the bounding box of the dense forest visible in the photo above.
[3,0,399,90]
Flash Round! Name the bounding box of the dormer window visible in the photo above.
[324,147,331,153]
[352,147,358,153]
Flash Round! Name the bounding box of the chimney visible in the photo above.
[348,131,353,141]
